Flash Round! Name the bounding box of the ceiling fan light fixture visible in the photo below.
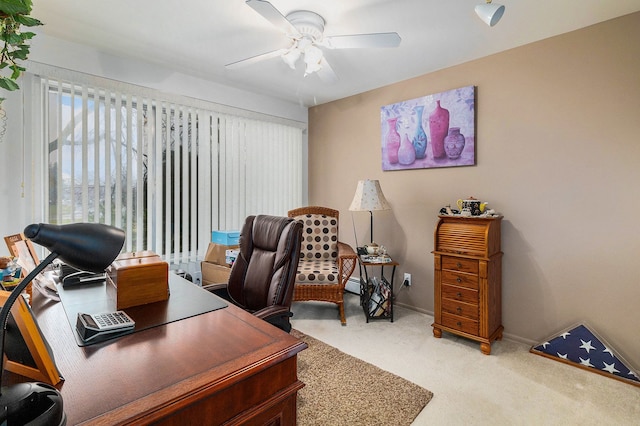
[304,61,322,76]
[281,47,301,69]
[475,0,505,27]
[231,1,401,84]
[303,44,323,75]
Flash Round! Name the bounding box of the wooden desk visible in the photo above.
[24,277,307,425]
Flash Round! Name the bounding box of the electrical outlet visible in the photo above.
[403,273,412,286]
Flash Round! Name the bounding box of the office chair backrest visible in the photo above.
[227,215,302,314]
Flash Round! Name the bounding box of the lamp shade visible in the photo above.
[349,179,391,212]
[24,222,125,272]
[475,2,505,27]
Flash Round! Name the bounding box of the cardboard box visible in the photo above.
[201,262,232,289]
[204,242,239,266]
[106,252,169,309]
[212,230,240,245]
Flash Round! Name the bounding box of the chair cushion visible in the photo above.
[296,259,339,284]
[296,213,338,260]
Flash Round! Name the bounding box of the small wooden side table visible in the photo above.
[358,256,399,322]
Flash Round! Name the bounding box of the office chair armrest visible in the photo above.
[254,305,294,332]
[202,283,227,292]
[253,305,292,321]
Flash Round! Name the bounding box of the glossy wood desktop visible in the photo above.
[24,275,307,425]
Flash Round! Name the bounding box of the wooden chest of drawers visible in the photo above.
[432,215,503,354]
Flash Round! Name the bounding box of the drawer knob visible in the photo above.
[456,277,462,283]
[456,307,462,313]
[456,321,462,327]
[456,262,462,268]
[457,292,462,298]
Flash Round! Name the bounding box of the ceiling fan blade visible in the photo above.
[316,58,338,84]
[323,32,401,49]
[225,49,287,69]
[245,0,299,36]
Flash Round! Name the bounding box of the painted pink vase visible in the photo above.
[398,133,416,166]
[429,100,449,159]
[385,117,400,164]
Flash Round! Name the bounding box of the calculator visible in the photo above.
[76,311,136,342]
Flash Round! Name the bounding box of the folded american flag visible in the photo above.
[531,323,639,386]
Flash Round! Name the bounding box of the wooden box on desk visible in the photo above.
[106,251,169,309]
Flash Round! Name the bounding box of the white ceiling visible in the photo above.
[32,0,640,107]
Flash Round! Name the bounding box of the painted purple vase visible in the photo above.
[385,117,400,164]
[429,100,449,159]
[398,133,416,165]
[444,127,465,159]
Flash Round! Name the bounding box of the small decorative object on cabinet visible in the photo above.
[432,215,503,354]
[359,255,398,322]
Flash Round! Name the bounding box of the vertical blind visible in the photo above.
[32,71,303,264]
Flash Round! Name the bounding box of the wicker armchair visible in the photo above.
[288,206,357,325]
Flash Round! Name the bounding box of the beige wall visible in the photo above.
[308,12,640,367]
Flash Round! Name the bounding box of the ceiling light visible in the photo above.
[278,37,325,77]
[281,46,301,69]
[475,0,505,27]
[303,44,323,76]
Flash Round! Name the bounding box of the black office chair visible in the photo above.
[207,215,302,332]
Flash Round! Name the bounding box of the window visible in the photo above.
[30,70,303,264]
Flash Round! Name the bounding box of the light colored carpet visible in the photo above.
[292,329,433,426]
[292,292,640,425]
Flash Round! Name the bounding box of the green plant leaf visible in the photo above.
[15,15,41,27]
[9,62,24,72]
[0,0,31,16]
[0,76,19,91]
[0,0,39,95]
[7,33,22,44]
[12,48,28,60]
[20,31,36,40]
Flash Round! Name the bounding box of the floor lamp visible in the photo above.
[348,179,391,245]
[0,223,125,426]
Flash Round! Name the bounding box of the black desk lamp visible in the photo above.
[0,223,125,426]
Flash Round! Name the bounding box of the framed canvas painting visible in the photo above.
[381,85,475,171]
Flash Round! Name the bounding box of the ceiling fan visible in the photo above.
[226,0,402,83]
